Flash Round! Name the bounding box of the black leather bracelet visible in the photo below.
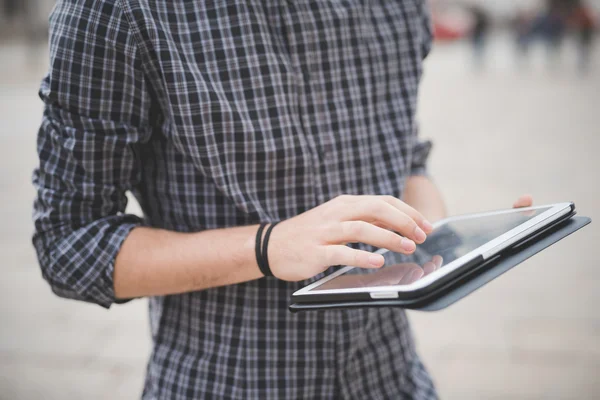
[255,223,268,276]
[260,222,279,277]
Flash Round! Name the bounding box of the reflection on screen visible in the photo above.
[312,207,550,291]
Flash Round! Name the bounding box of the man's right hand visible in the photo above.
[109,195,432,299]
[267,195,434,281]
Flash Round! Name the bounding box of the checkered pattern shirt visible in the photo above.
[33,0,437,398]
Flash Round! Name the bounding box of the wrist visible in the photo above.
[240,224,266,279]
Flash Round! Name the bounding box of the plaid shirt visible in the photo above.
[33,0,436,398]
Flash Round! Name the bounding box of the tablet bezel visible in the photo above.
[292,202,573,299]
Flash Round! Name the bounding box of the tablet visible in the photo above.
[291,202,575,304]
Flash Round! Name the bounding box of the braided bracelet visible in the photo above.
[255,222,279,277]
[260,222,279,277]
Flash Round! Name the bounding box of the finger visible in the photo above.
[431,255,443,268]
[336,221,416,254]
[323,245,385,269]
[342,199,427,244]
[338,195,433,233]
[513,194,533,208]
[380,196,434,233]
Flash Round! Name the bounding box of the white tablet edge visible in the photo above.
[293,202,572,297]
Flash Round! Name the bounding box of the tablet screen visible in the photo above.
[312,207,552,291]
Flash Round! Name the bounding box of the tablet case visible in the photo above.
[289,216,591,313]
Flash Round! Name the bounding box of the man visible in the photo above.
[33,0,532,398]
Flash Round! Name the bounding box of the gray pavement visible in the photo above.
[0,35,599,399]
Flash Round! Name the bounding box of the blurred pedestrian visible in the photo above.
[514,9,534,64]
[570,2,596,73]
[469,5,491,69]
[514,0,583,69]
[2,0,24,17]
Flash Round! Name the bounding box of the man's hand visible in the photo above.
[114,194,433,298]
[112,192,537,299]
[513,194,533,208]
[268,195,434,282]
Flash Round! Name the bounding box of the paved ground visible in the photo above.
[0,35,598,399]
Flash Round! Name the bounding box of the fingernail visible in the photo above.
[414,226,426,243]
[369,254,383,267]
[422,219,433,232]
[401,238,416,252]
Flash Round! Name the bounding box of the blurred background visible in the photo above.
[0,0,598,399]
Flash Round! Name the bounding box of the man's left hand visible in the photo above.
[513,194,533,208]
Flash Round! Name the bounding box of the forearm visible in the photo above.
[113,225,262,299]
[402,175,447,222]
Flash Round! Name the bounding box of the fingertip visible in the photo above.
[514,194,533,208]
[368,253,385,268]
[400,238,416,253]
[413,226,426,243]
[421,219,434,233]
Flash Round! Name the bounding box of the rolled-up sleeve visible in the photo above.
[32,0,151,308]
